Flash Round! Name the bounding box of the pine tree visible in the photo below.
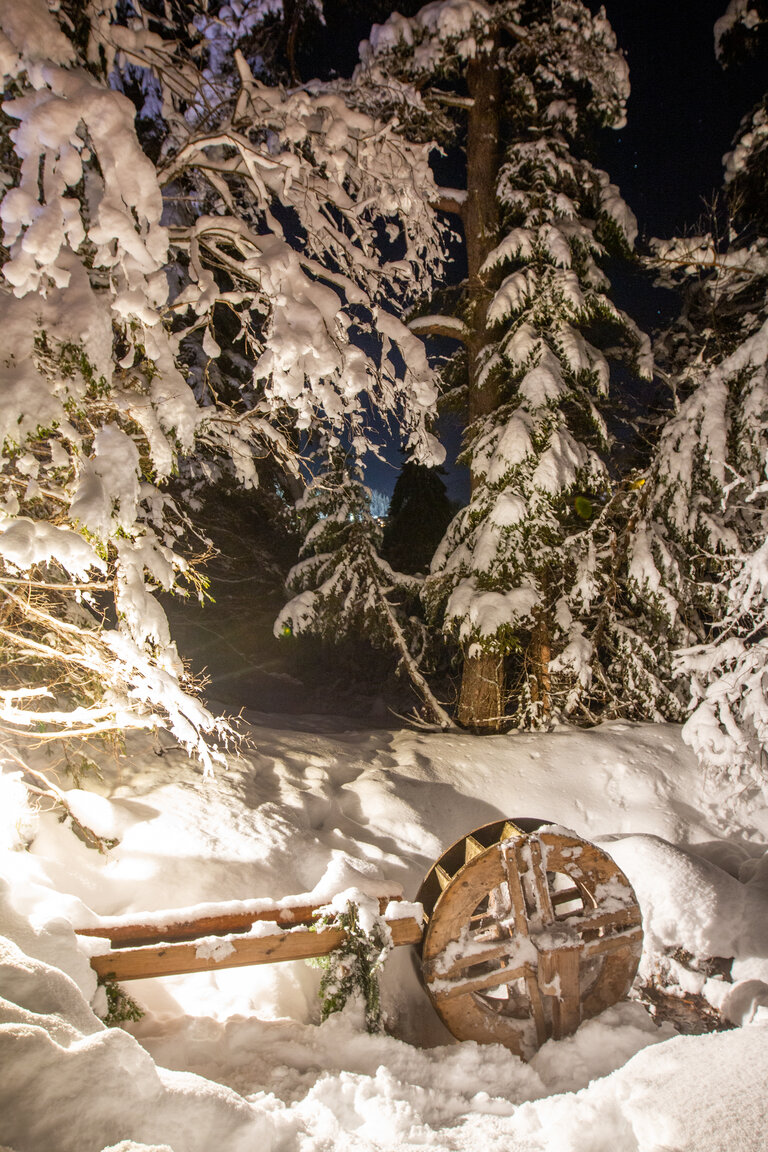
[275,450,455,727]
[381,460,454,575]
[357,0,648,730]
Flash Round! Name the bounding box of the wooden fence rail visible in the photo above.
[76,893,424,982]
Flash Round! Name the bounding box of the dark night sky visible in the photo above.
[356,1,768,499]
[594,0,766,240]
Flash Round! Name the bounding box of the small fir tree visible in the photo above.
[275,450,455,727]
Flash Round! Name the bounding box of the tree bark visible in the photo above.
[458,651,504,731]
[457,41,506,732]
[464,43,502,427]
[529,608,552,720]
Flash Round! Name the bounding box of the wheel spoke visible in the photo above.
[565,905,642,936]
[525,966,548,1047]
[502,841,533,935]
[551,885,582,908]
[431,961,531,1002]
[526,837,556,928]
[424,937,525,981]
[538,946,581,1038]
[581,925,643,958]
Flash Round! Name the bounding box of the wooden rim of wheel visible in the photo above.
[416,819,643,1059]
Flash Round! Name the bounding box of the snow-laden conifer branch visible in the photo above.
[408,315,469,342]
[368,0,643,728]
[632,6,768,775]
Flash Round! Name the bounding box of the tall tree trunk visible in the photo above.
[458,41,505,732]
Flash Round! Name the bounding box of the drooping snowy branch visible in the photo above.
[634,5,768,774]
[0,0,450,764]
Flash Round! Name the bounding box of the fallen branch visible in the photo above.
[0,744,119,853]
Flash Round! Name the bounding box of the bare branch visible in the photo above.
[430,91,474,109]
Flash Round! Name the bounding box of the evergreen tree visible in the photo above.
[275,450,455,727]
[381,461,454,575]
[626,2,768,779]
[356,0,648,729]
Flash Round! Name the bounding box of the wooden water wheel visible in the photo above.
[417,818,643,1059]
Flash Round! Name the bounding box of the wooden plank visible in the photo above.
[90,914,423,982]
[464,835,485,864]
[551,886,582,908]
[423,939,520,981]
[502,842,531,937]
[431,961,529,1002]
[526,838,555,928]
[76,894,403,949]
[581,926,643,959]
[570,906,642,933]
[524,965,548,1049]
[538,946,581,1039]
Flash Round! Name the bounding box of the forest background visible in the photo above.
[1,0,768,793]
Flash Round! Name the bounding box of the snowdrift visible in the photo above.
[2,717,768,1151]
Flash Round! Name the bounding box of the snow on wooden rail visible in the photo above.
[76,893,424,982]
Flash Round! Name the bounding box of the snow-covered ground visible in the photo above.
[2,714,768,1151]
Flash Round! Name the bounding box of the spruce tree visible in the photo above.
[626,2,768,777]
[357,0,648,729]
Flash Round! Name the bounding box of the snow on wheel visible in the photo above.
[416,818,643,1059]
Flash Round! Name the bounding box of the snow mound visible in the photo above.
[2,718,768,1149]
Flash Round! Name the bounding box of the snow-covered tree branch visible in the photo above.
[0,0,449,767]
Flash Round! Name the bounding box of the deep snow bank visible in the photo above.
[1,718,768,1150]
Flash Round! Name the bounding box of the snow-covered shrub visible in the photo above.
[310,896,391,1033]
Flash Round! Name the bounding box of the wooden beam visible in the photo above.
[538,946,581,1039]
[76,893,403,949]
[431,960,529,1003]
[89,914,423,982]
